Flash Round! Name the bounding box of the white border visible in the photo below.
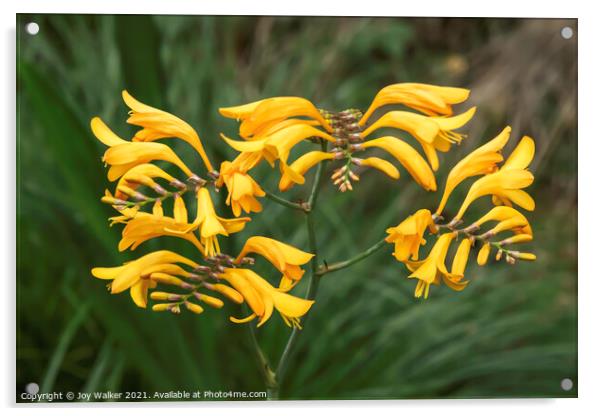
[3,1,599,415]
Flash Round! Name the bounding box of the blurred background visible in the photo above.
[16,15,577,400]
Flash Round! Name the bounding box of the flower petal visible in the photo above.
[361,137,436,190]
[359,157,400,179]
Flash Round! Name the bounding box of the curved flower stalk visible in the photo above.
[218,82,474,205]
[92,241,313,326]
[385,129,537,299]
[235,236,315,290]
[90,92,315,328]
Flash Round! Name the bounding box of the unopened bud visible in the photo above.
[184,301,204,314]
[194,293,224,309]
[208,283,244,304]
[477,243,491,266]
[152,303,177,312]
[150,272,185,287]
[150,291,182,301]
[101,196,127,205]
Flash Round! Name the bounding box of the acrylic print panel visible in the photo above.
[16,14,577,402]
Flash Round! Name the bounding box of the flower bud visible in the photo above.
[150,291,182,301]
[184,301,204,314]
[206,283,244,304]
[152,303,176,312]
[477,243,491,266]
[194,293,224,309]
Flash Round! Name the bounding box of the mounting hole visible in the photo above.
[560,26,573,40]
[25,22,39,36]
[25,382,39,395]
[560,378,573,391]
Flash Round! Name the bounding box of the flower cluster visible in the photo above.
[386,127,536,298]
[89,81,536,327]
[91,92,315,328]
[218,84,476,201]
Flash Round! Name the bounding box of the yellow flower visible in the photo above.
[360,107,476,170]
[220,123,335,166]
[220,96,332,138]
[385,209,437,262]
[477,243,491,266]
[91,117,193,181]
[235,236,314,290]
[218,160,266,217]
[122,90,214,171]
[114,163,181,200]
[91,250,199,307]
[469,205,533,237]
[499,234,533,245]
[453,138,535,221]
[492,136,536,210]
[451,238,472,277]
[359,83,471,124]
[118,197,204,253]
[404,233,465,299]
[355,157,400,180]
[187,187,250,257]
[279,151,335,191]
[358,136,437,190]
[219,267,314,328]
[436,126,511,215]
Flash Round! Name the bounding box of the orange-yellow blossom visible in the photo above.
[235,236,314,290]
[219,96,333,138]
[359,136,437,190]
[436,126,511,215]
[117,197,204,253]
[186,187,250,257]
[385,209,437,262]
[404,233,468,299]
[218,160,265,217]
[122,90,214,171]
[361,107,476,170]
[91,117,193,181]
[492,136,536,210]
[91,250,199,307]
[453,138,535,221]
[359,83,471,124]
[279,151,335,191]
[219,268,314,328]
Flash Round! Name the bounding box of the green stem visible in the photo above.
[317,238,387,276]
[246,320,278,399]
[264,190,307,212]
[274,141,328,390]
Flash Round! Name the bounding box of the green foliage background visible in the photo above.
[16,15,577,400]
